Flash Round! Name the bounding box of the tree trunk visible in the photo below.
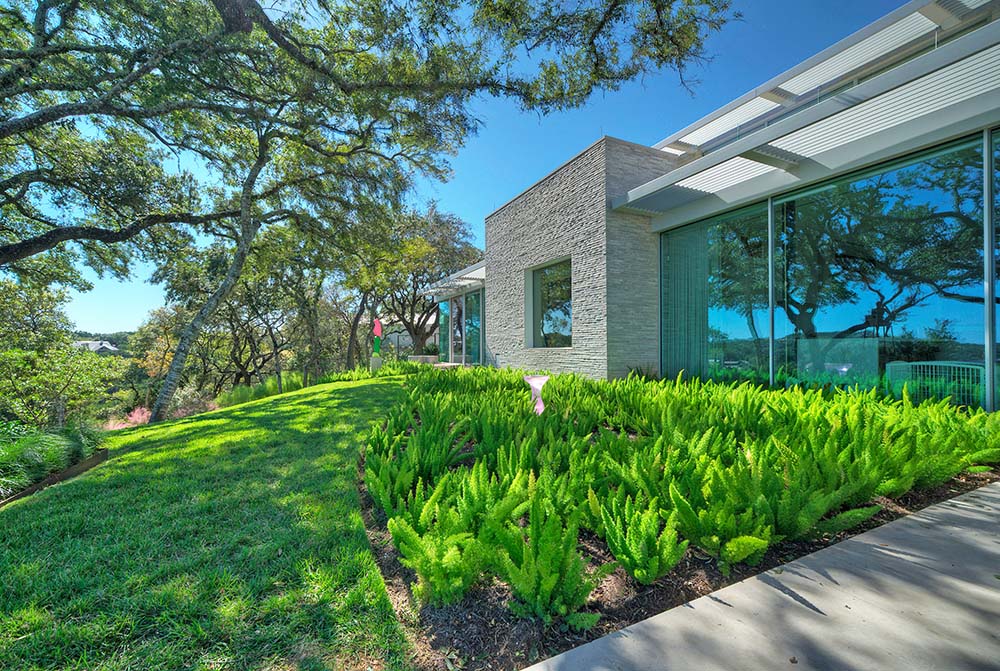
[410,329,429,355]
[149,222,261,421]
[267,324,283,394]
[149,135,270,422]
[275,354,283,393]
[304,316,320,384]
[386,286,437,355]
[303,288,323,384]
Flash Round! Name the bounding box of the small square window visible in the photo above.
[531,259,571,347]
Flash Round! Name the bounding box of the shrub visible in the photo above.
[317,360,424,385]
[106,406,152,430]
[169,383,218,418]
[0,420,32,446]
[365,366,1000,627]
[488,495,611,630]
[216,372,305,408]
[217,361,426,409]
[600,494,688,584]
[388,512,483,605]
[0,347,127,428]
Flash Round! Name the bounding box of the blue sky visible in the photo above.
[65,0,905,333]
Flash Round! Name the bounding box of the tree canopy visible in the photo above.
[1,0,733,275]
[1,0,736,420]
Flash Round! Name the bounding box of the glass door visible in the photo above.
[437,301,450,362]
[451,296,464,364]
[465,290,482,365]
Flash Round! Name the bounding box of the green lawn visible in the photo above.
[0,378,411,671]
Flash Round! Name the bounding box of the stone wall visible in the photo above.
[604,138,677,378]
[483,136,675,378]
[484,139,609,378]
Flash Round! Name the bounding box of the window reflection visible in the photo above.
[661,205,769,382]
[775,138,985,405]
[660,135,993,408]
[993,129,999,410]
[533,260,572,347]
[451,296,464,363]
[437,300,450,362]
[465,290,482,365]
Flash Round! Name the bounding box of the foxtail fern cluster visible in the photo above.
[365,367,999,628]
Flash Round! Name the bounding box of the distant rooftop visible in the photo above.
[73,340,120,353]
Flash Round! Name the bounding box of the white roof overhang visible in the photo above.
[614,12,1000,230]
[425,260,485,301]
[653,0,997,159]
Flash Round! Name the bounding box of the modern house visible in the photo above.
[429,0,1000,411]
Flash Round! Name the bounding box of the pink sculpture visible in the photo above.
[523,375,550,415]
[373,318,382,355]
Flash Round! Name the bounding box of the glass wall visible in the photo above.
[661,133,995,409]
[532,259,572,347]
[437,300,450,362]
[993,129,999,410]
[436,290,483,364]
[451,295,464,364]
[775,137,984,405]
[465,290,482,365]
[661,204,769,382]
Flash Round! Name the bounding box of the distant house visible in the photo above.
[72,340,120,355]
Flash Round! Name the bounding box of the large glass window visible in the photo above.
[437,292,483,364]
[451,295,464,363]
[660,134,994,409]
[993,129,999,410]
[661,204,769,382]
[775,138,985,406]
[465,290,482,365]
[532,259,572,347]
[437,300,450,362]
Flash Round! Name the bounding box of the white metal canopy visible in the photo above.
[616,0,1000,224]
[425,260,485,301]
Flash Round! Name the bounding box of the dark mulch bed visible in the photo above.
[359,467,1000,671]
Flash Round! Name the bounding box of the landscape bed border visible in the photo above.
[0,448,109,509]
[359,464,1000,671]
[357,367,999,670]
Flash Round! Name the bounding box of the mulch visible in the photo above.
[358,466,1000,671]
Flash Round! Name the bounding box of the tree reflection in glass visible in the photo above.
[775,138,985,405]
[438,300,450,362]
[451,295,464,363]
[662,204,769,383]
[533,260,571,347]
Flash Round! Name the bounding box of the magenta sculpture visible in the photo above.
[523,375,550,415]
[373,318,382,356]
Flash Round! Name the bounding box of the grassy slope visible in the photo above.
[0,379,411,671]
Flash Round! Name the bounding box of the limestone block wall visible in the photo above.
[484,140,609,378]
[604,138,677,378]
[483,136,675,378]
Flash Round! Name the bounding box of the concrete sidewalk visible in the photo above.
[526,483,1000,671]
